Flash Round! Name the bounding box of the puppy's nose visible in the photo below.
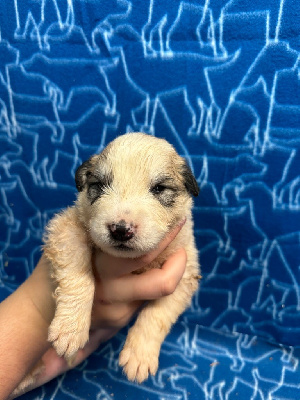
[109,220,135,242]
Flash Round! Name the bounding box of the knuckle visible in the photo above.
[160,276,177,297]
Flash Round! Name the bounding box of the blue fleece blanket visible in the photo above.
[0,1,300,399]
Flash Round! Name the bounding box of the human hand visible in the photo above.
[10,220,186,397]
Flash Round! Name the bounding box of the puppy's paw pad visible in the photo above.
[119,344,159,383]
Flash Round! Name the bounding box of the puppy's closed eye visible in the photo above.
[88,181,107,204]
[150,181,178,207]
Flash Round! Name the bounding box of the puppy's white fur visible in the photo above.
[17,133,200,389]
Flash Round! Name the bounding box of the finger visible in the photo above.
[18,328,119,394]
[105,247,187,302]
[91,300,143,329]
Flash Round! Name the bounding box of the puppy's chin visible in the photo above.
[101,244,148,259]
[93,241,154,259]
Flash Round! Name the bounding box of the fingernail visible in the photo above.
[179,217,186,227]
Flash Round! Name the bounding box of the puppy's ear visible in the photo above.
[75,159,92,192]
[182,161,200,197]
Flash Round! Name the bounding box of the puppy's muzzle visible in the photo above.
[109,220,135,242]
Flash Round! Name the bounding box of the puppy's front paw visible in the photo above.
[48,316,89,359]
[119,339,159,383]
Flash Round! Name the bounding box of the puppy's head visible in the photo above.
[75,133,199,258]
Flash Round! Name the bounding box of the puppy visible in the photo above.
[23,132,200,389]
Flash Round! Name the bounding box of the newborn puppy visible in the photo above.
[45,132,200,383]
